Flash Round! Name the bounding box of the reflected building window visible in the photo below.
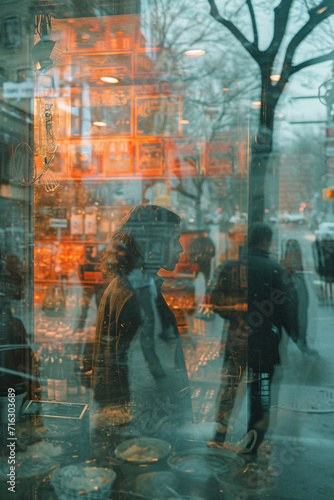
[4,17,21,49]
[17,68,33,83]
[0,68,6,88]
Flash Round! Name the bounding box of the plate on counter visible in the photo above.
[1,440,72,478]
[51,464,117,500]
[121,471,208,500]
[97,406,133,428]
[167,447,244,478]
[114,437,171,464]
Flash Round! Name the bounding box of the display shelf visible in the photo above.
[35,239,109,245]
[35,279,107,285]
[34,332,96,344]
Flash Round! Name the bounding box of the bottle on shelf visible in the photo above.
[43,286,56,315]
[70,207,84,236]
[99,207,110,237]
[54,345,68,401]
[67,354,78,397]
[64,345,78,397]
[84,206,98,236]
[79,245,102,282]
[47,346,55,400]
[43,284,66,316]
[74,353,87,396]
[39,343,49,399]
[54,285,66,316]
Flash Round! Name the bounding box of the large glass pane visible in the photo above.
[0,1,333,499]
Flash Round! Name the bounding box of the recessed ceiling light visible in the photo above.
[93,121,107,127]
[184,49,205,57]
[100,76,119,84]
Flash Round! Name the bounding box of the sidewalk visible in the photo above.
[189,267,334,499]
[251,270,334,499]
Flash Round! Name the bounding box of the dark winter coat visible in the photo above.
[209,247,299,373]
[91,272,193,426]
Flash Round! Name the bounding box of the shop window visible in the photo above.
[0,67,6,87]
[17,68,33,83]
[4,16,21,49]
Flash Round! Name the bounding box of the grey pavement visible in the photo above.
[188,226,334,499]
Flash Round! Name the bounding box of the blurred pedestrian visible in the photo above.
[91,204,193,438]
[188,235,216,283]
[281,238,316,354]
[209,223,300,455]
[0,254,33,400]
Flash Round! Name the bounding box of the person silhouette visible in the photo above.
[208,223,300,455]
[188,235,216,283]
[0,254,34,406]
[281,238,316,355]
[91,204,193,440]
[74,245,105,333]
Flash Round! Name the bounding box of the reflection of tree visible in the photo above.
[143,0,253,224]
[278,127,325,211]
[208,0,334,222]
[145,0,254,138]
[173,176,207,225]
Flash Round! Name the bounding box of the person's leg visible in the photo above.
[214,348,246,443]
[247,371,273,453]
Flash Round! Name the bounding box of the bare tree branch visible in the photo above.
[281,0,334,80]
[246,0,259,46]
[207,0,260,60]
[292,49,334,72]
[173,184,197,200]
[193,177,206,190]
[267,0,294,56]
[163,21,210,50]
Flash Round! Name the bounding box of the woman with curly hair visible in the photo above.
[91,204,193,438]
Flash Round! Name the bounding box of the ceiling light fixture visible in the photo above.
[100,76,119,84]
[184,49,205,57]
[93,121,107,127]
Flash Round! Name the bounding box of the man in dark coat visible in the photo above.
[209,223,299,454]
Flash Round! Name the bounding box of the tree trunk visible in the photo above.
[248,74,279,224]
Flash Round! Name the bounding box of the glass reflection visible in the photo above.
[91,204,193,446]
[209,223,302,454]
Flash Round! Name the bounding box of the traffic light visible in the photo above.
[322,187,334,201]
